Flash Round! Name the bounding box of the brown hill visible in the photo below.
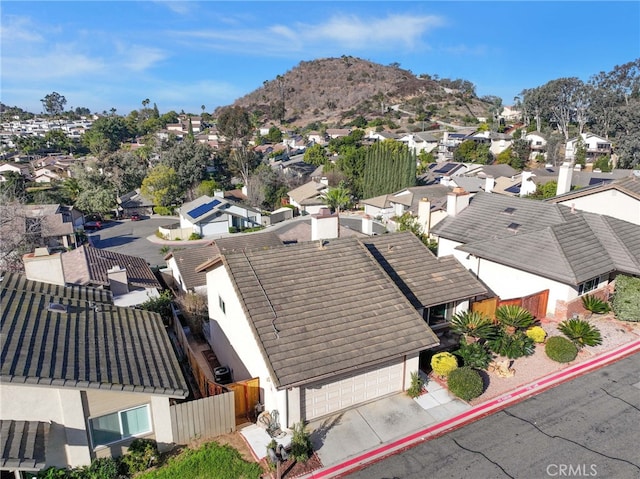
[226,56,494,129]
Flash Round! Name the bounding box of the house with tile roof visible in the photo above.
[199,230,487,425]
[22,245,162,307]
[431,191,640,319]
[116,189,155,218]
[287,177,329,215]
[546,173,640,225]
[360,184,450,235]
[178,195,262,237]
[164,243,221,294]
[0,272,188,474]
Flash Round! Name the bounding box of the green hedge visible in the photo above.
[612,275,640,322]
[545,336,578,363]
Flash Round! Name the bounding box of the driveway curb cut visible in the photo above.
[301,340,640,478]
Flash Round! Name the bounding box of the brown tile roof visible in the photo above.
[214,231,283,253]
[166,243,220,290]
[0,272,187,396]
[547,174,640,202]
[220,237,439,389]
[362,232,488,308]
[62,245,161,289]
[288,180,326,204]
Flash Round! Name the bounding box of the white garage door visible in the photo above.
[302,362,404,421]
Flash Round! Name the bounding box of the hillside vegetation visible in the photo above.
[228,56,494,128]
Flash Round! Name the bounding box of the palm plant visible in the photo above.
[494,305,535,333]
[581,294,611,314]
[558,318,603,349]
[450,311,497,342]
[321,183,351,213]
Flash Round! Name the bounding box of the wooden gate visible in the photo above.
[472,290,549,319]
[226,377,260,425]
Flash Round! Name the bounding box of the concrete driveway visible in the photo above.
[307,388,470,467]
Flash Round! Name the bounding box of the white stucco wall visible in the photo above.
[205,266,278,413]
[557,191,640,225]
[0,385,91,467]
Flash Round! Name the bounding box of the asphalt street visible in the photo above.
[88,217,187,268]
[346,353,640,479]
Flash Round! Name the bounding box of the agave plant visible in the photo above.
[494,305,535,334]
[581,294,611,314]
[558,318,603,349]
[450,311,497,341]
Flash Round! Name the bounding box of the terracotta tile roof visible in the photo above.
[166,243,220,290]
[220,237,439,389]
[61,245,161,289]
[0,272,187,396]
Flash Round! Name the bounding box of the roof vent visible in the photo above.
[507,222,520,232]
[503,207,516,215]
[48,302,68,313]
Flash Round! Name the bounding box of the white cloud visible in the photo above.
[0,15,44,44]
[115,43,168,72]
[153,1,193,15]
[172,12,445,56]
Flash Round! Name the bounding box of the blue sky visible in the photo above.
[2,1,639,116]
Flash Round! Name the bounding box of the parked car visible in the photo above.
[84,220,102,231]
[130,212,141,221]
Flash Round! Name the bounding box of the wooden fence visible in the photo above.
[472,289,549,319]
[226,377,261,425]
[170,392,236,444]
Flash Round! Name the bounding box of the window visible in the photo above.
[426,303,453,328]
[579,278,599,296]
[89,405,151,448]
[218,295,226,314]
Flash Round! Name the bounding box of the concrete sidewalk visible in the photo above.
[299,339,640,479]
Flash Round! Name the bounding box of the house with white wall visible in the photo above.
[431,191,640,319]
[565,132,612,162]
[0,273,188,476]
[287,178,328,215]
[178,194,262,237]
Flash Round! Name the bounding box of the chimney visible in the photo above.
[520,171,535,197]
[23,248,65,285]
[311,208,339,241]
[107,265,129,296]
[556,162,573,196]
[214,190,224,198]
[447,187,470,217]
[319,177,329,186]
[361,214,373,235]
[241,185,248,196]
[485,175,495,193]
[417,198,432,236]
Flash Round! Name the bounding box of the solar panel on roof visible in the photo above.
[187,199,221,218]
[505,185,521,194]
[588,178,613,186]
[435,163,456,174]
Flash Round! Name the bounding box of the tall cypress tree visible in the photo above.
[362,140,415,198]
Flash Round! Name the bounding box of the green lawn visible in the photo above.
[137,442,262,479]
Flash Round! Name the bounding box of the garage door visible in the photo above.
[302,362,404,421]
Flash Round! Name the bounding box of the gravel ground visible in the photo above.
[460,314,640,406]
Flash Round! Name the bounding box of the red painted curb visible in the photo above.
[303,340,640,479]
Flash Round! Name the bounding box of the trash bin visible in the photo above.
[214,366,232,384]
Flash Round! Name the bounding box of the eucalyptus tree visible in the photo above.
[40,91,67,116]
[539,77,584,140]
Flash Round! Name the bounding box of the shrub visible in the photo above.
[188,232,202,240]
[611,275,640,322]
[488,331,535,359]
[406,371,425,398]
[453,340,493,370]
[545,336,578,363]
[581,294,611,314]
[119,438,158,476]
[494,305,535,331]
[290,422,313,463]
[430,352,458,378]
[526,326,547,343]
[155,230,167,239]
[153,206,173,216]
[174,237,181,241]
[450,311,497,341]
[558,318,602,349]
[447,367,484,401]
[229,226,238,234]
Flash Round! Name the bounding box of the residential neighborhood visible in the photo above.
[2,58,640,478]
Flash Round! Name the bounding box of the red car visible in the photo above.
[130,213,141,221]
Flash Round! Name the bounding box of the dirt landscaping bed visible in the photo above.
[460,314,640,406]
